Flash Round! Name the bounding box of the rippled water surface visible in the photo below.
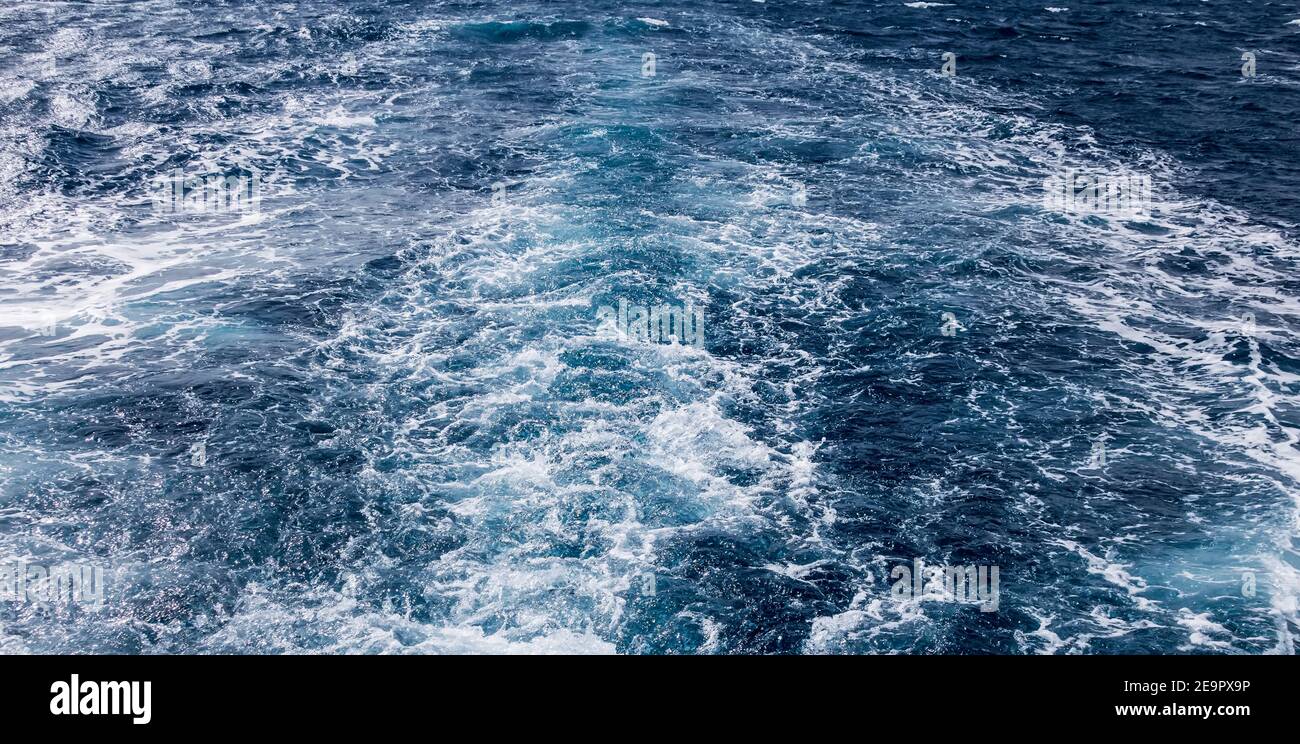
[1,0,1298,654]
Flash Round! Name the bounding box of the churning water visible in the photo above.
[1,1,1298,654]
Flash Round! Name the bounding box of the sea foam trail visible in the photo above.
[0,0,1296,654]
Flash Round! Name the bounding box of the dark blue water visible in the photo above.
[1,0,1297,654]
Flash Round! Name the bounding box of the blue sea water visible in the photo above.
[0,0,1298,654]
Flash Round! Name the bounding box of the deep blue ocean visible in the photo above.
[1,0,1298,654]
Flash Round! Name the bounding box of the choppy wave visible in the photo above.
[1,0,1297,654]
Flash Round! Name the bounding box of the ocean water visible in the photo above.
[1,0,1297,655]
